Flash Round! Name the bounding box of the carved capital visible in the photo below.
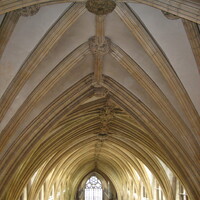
[162,11,179,20]
[86,0,116,15]
[89,36,111,55]
[17,5,40,17]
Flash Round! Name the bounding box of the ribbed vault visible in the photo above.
[0,1,200,200]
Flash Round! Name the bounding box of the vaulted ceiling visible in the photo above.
[0,1,200,200]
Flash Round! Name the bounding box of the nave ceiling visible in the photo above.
[0,0,200,200]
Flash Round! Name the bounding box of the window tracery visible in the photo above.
[85,176,102,200]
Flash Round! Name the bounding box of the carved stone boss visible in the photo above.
[17,5,40,16]
[86,0,116,15]
[89,36,111,55]
[98,105,115,140]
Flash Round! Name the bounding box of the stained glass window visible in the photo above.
[85,176,102,200]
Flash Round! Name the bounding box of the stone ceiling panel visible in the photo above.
[105,10,190,126]
[0,1,199,200]
[0,3,70,97]
[103,56,189,139]
[0,14,4,24]
[130,2,200,114]
[1,54,93,137]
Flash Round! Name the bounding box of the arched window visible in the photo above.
[85,176,102,200]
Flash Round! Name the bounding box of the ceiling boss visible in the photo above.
[86,0,116,15]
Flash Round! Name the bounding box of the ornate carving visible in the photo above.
[162,11,179,20]
[17,5,40,17]
[94,104,115,159]
[99,105,115,122]
[86,0,116,15]
[99,105,115,135]
[89,36,111,55]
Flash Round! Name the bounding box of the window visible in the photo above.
[85,176,102,200]
[180,185,188,200]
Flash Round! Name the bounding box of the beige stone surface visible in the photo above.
[0,1,199,200]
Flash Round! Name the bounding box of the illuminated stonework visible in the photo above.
[86,0,116,15]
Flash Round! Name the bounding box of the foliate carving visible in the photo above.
[95,105,115,157]
[162,11,179,20]
[89,36,111,55]
[99,105,115,124]
[86,0,116,15]
[98,105,115,137]
[17,5,40,17]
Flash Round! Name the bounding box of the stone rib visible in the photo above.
[0,3,86,122]
[0,11,20,58]
[110,42,199,155]
[115,2,200,135]
[0,42,90,153]
[0,75,94,199]
[182,19,200,74]
[102,75,200,200]
[1,0,200,23]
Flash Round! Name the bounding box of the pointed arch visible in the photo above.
[102,75,200,200]
[0,74,94,200]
